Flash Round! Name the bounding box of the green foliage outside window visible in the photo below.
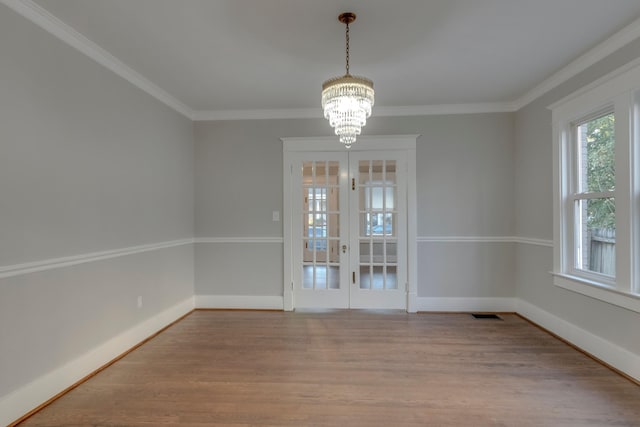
[585,114,615,229]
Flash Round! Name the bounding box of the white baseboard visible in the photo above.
[407,292,419,313]
[0,296,195,427]
[416,297,516,312]
[195,295,284,310]
[196,295,512,314]
[4,294,636,426]
[516,299,640,382]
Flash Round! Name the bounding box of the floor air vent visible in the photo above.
[471,313,502,320]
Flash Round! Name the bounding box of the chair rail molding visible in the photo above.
[0,239,194,280]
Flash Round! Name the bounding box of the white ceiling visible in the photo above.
[13,0,640,117]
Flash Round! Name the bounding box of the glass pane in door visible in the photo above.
[357,160,398,290]
[302,160,341,290]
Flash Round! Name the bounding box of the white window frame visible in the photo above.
[569,108,616,285]
[550,59,640,313]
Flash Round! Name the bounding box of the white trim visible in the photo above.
[548,56,640,112]
[552,273,640,314]
[375,103,517,116]
[0,296,195,427]
[195,295,284,310]
[550,59,640,301]
[416,236,553,247]
[282,135,420,152]
[0,239,194,280]
[282,136,418,312]
[418,236,514,243]
[516,299,640,382]
[0,0,194,119]
[407,145,418,313]
[416,297,516,312]
[633,91,640,295]
[194,103,516,121]
[282,150,294,311]
[517,15,640,110]
[193,108,320,121]
[406,292,419,313]
[0,236,552,283]
[194,237,283,244]
[513,237,554,248]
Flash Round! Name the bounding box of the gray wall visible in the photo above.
[0,6,195,400]
[194,114,516,299]
[514,38,640,355]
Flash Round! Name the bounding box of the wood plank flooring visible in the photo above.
[17,310,640,426]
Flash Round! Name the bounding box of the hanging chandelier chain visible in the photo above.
[322,12,374,148]
[345,21,350,76]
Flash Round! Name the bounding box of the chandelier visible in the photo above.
[321,12,374,148]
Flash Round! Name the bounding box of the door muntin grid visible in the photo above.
[358,160,398,290]
[302,161,341,290]
[291,151,407,310]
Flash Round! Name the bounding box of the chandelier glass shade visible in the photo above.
[321,13,374,148]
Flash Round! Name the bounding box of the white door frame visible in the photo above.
[282,135,419,312]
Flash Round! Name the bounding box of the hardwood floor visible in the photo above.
[17,310,640,426]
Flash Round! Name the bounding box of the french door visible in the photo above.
[285,148,408,309]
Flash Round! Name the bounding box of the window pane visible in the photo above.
[386,242,397,263]
[361,210,395,236]
[372,266,384,289]
[575,198,615,276]
[328,266,340,289]
[360,265,371,289]
[386,266,398,289]
[385,161,396,183]
[577,113,615,193]
[315,266,327,290]
[302,265,313,288]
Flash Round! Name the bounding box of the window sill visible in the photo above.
[552,272,640,314]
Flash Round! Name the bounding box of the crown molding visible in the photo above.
[1,0,195,119]
[192,103,517,121]
[192,108,320,121]
[5,0,640,119]
[514,15,640,110]
[375,103,518,116]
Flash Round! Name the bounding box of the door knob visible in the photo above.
[342,244,347,253]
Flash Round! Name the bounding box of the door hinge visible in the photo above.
[352,178,355,191]
[352,271,356,284]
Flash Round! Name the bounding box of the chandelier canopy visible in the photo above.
[321,12,374,148]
